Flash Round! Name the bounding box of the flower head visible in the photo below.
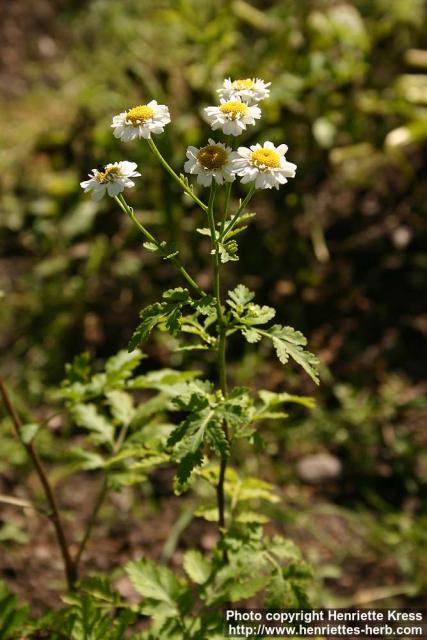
[184,139,237,186]
[217,78,271,105]
[112,101,171,141]
[80,161,141,200]
[204,98,261,136]
[233,141,296,190]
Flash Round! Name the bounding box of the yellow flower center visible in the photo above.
[232,78,255,91]
[197,145,228,169]
[126,105,154,125]
[251,148,281,168]
[97,166,120,183]
[219,101,248,119]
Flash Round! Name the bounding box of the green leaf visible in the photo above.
[64,352,91,384]
[106,349,145,383]
[176,448,205,487]
[0,582,28,639]
[106,390,135,425]
[196,227,212,237]
[129,302,171,350]
[129,289,193,350]
[228,576,268,601]
[69,448,105,470]
[71,404,114,446]
[267,325,320,384]
[126,559,181,613]
[129,368,200,392]
[143,241,159,252]
[183,550,211,584]
[227,284,255,310]
[227,285,275,326]
[241,327,261,343]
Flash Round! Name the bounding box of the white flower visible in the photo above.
[111,101,171,141]
[184,139,237,186]
[233,141,297,190]
[80,161,141,200]
[217,77,271,105]
[204,98,261,136]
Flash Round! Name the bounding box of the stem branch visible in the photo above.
[147,138,208,212]
[206,186,230,546]
[115,195,204,297]
[0,379,77,590]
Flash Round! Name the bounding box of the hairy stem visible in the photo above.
[0,379,77,590]
[115,194,205,297]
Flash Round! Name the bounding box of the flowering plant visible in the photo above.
[1,77,319,638]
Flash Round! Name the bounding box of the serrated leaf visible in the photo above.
[162,287,191,304]
[227,284,255,310]
[126,559,181,611]
[106,349,144,382]
[129,290,193,350]
[106,390,135,425]
[69,448,105,470]
[176,448,205,486]
[268,325,320,384]
[71,404,114,445]
[183,550,211,584]
[242,327,261,343]
[129,368,199,392]
[228,575,269,601]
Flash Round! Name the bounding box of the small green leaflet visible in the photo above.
[126,558,181,615]
[226,285,320,384]
[264,325,320,384]
[183,550,211,585]
[70,403,114,446]
[168,402,229,486]
[129,288,199,351]
[227,284,276,326]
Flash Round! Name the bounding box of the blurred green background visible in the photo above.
[1,0,427,610]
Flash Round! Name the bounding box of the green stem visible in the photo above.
[115,195,204,297]
[221,183,256,239]
[206,185,230,539]
[146,138,208,212]
[75,477,108,571]
[220,182,232,235]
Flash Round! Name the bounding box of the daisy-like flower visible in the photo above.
[111,101,171,141]
[233,141,297,190]
[204,98,261,136]
[80,161,141,200]
[184,139,237,186]
[217,78,271,105]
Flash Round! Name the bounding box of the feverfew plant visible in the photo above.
[0,78,319,638]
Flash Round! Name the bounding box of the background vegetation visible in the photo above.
[1,0,426,617]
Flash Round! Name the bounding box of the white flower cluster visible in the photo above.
[191,78,296,189]
[80,77,296,199]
